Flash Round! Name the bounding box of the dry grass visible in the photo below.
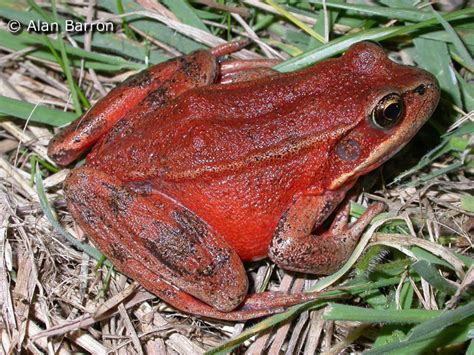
[0,0,473,354]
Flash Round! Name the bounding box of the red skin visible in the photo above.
[48,42,439,320]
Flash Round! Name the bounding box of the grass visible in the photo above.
[0,0,472,353]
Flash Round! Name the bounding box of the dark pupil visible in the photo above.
[384,102,401,121]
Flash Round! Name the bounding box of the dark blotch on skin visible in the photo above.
[104,117,131,145]
[199,250,231,277]
[173,209,209,242]
[335,139,361,161]
[173,209,234,278]
[124,69,153,89]
[144,86,171,109]
[269,208,290,260]
[141,212,213,278]
[109,243,130,263]
[160,288,177,299]
[141,229,194,277]
[100,182,133,216]
[48,148,67,162]
[414,84,426,96]
[182,56,202,79]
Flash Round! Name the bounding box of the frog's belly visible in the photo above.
[161,170,300,261]
[213,207,281,261]
[167,185,286,260]
[185,195,283,261]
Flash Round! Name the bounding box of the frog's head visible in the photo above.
[327,41,440,189]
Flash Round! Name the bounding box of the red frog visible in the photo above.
[48,41,439,320]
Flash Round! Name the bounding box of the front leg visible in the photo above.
[269,191,385,275]
[48,50,219,166]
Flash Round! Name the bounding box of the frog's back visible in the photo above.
[98,64,361,183]
[90,41,410,184]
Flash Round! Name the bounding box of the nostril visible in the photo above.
[414,84,426,95]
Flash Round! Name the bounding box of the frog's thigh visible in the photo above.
[64,167,248,312]
[269,193,384,275]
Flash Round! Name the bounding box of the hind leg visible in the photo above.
[65,167,330,320]
[65,166,248,312]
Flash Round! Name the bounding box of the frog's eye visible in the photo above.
[371,93,404,129]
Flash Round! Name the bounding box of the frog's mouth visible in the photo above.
[329,79,440,191]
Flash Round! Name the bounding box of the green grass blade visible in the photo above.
[98,0,204,53]
[410,246,456,270]
[411,260,458,296]
[73,32,169,65]
[275,8,474,72]
[162,0,209,33]
[266,0,326,43]
[456,72,474,111]
[0,95,77,126]
[421,29,474,48]
[468,339,474,354]
[208,276,418,354]
[366,301,474,354]
[392,122,473,184]
[0,3,167,66]
[0,28,144,70]
[48,0,82,114]
[116,0,137,40]
[306,2,340,51]
[309,0,435,22]
[431,6,474,71]
[324,303,442,323]
[461,195,474,213]
[274,26,396,72]
[206,301,326,355]
[372,321,473,353]
[414,37,462,107]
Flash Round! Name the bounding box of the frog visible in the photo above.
[48,41,439,321]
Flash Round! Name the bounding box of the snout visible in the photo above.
[408,69,440,103]
[400,68,440,130]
